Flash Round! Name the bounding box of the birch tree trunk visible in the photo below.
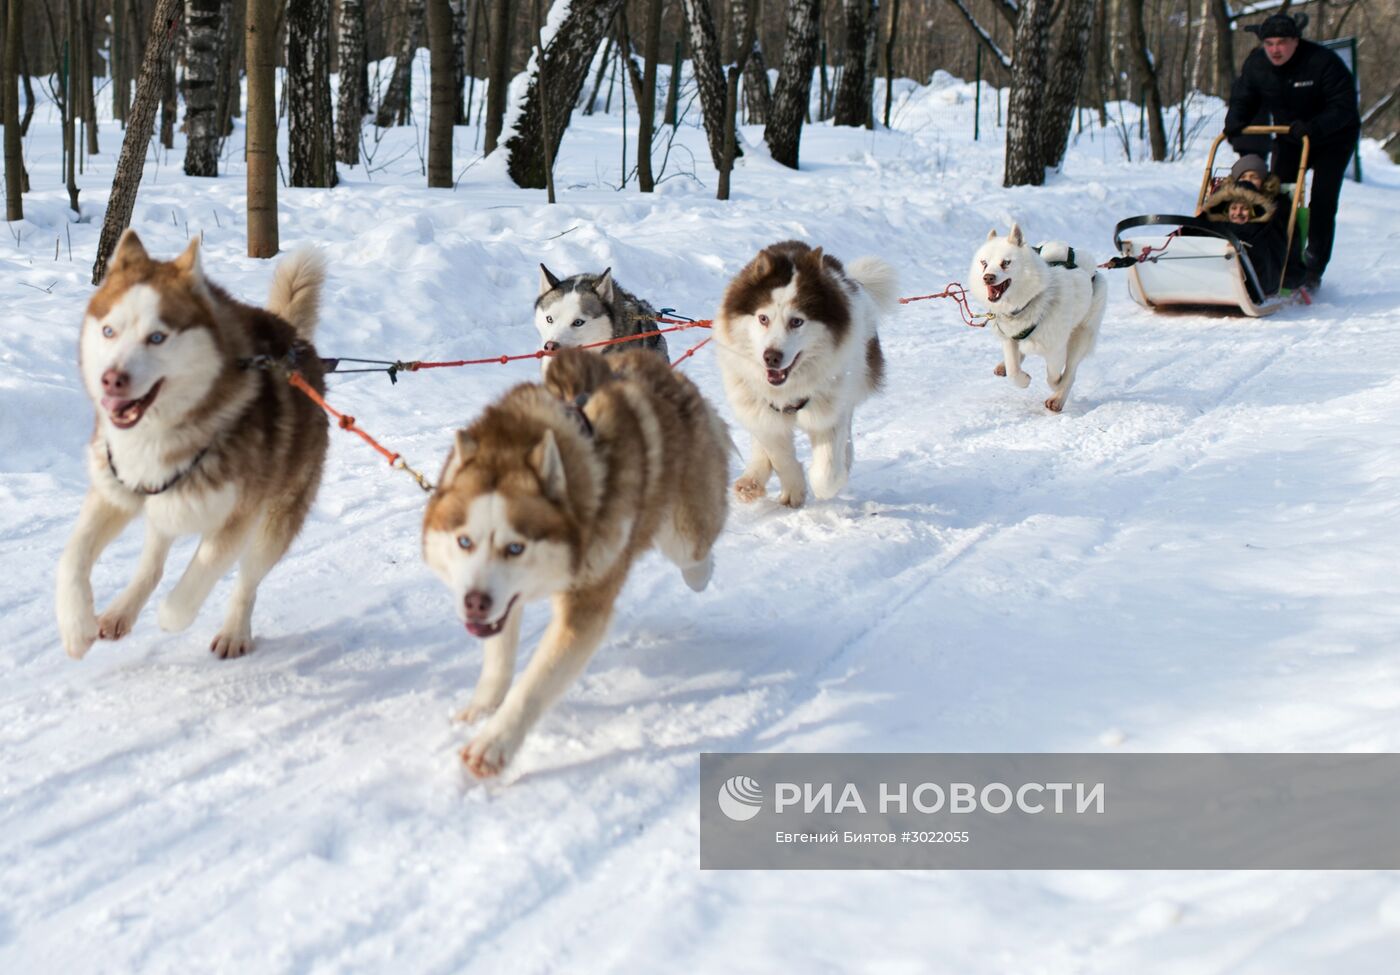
[1003,0,1052,186]
[503,0,625,189]
[735,0,769,125]
[336,0,365,164]
[216,0,244,135]
[376,0,425,127]
[92,0,184,284]
[833,0,876,127]
[1127,0,1167,161]
[427,0,454,186]
[680,0,731,170]
[764,0,819,169]
[183,0,221,176]
[288,0,337,187]
[482,0,513,153]
[1036,0,1094,172]
[247,0,278,257]
[3,0,21,220]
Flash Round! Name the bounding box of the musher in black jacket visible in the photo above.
[1223,13,1360,291]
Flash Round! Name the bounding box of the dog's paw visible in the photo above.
[993,362,1007,377]
[96,604,138,641]
[157,596,198,633]
[1044,395,1066,413]
[734,476,767,504]
[1012,371,1031,389]
[777,484,806,509]
[58,609,99,660]
[209,624,255,660]
[461,720,521,779]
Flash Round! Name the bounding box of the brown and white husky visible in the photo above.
[55,231,329,661]
[422,347,730,778]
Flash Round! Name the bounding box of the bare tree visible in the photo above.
[183,0,221,176]
[288,0,337,187]
[1127,0,1167,161]
[637,0,663,191]
[834,0,877,127]
[882,0,900,127]
[718,0,757,199]
[65,0,80,211]
[376,0,425,127]
[92,0,184,284]
[428,0,454,186]
[82,0,98,155]
[1036,0,1094,171]
[483,0,513,152]
[680,0,730,169]
[1209,0,1234,99]
[764,0,819,169]
[3,0,21,221]
[247,0,278,257]
[739,0,770,125]
[503,0,625,189]
[336,0,365,164]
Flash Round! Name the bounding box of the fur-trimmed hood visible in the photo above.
[1202,174,1282,224]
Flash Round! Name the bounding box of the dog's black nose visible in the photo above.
[102,368,131,395]
[542,341,560,353]
[762,348,784,368]
[464,590,493,620]
[982,273,996,285]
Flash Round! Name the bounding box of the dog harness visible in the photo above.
[769,397,810,415]
[1033,244,1078,270]
[106,443,210,496]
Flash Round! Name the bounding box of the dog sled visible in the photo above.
[1113,126,1309,318]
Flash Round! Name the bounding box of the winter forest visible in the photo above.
[5,0,1400,972]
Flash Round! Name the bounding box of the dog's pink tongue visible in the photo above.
[766,368,786,385]
[101,394,131,413]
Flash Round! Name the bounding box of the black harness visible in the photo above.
[769,397,810,415]
[106,443,209,496]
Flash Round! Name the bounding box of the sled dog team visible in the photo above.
[55,225,1106,777]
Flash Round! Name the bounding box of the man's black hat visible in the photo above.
[1247,12,1307,39]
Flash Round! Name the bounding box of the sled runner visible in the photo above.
[1113,126,1310,318]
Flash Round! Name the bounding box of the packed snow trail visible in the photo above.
[3,69,1400,972]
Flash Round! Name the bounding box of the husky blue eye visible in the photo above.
[546,315,554,324]
[148,332,166,345]
[571,319,584,328]
[457,535,473,551]
[504,542,525,557]
[789,318,804,329]
[102,325,115,338]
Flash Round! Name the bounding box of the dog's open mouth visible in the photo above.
[465,595,519,639]
[987,279,1011,303]
[102,379,164,430]
[765,353,801,387]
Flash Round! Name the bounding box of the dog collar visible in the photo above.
[1010,322,1039,342]
[106,443,209,496]
[769,397,810,415]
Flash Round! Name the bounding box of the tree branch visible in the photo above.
[943,0,1013,70]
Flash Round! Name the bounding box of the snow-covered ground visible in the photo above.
[4,60,1400,973]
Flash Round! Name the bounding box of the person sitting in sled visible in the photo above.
[1190,155,1296,300]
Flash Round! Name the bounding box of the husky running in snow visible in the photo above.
[533,266,668,375]
[969,223,1106,412]
[55,232,329,660]
[714,240,896,508]
[422,347,730,778]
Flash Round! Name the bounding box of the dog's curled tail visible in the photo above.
[268,247,327,340]
[847,257,900,316]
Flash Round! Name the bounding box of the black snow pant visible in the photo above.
[1272,139,1354,279]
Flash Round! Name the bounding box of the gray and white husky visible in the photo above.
[969,224,1106,413]
[533,265,668,375]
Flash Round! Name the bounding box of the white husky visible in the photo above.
[969,224,1106,412]
[715,240,896,508]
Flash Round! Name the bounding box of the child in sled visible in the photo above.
[1192,154,1301,299]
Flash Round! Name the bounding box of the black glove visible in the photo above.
[1288,120,1311,141]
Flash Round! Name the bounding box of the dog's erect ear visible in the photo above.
[986,228,998,241]
[1008,224,1024,247]
[172,236,204,280]
[539,264,561,295]
[108,229,150,274]
[806,246,825,272]
[438,430,477,488]
[529,429,567,503]
[748,250,774,281]
[593,267,615,305]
